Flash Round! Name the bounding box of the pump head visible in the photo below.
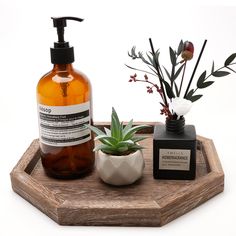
[50,16,84,64]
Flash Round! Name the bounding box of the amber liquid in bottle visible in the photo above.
[37,64,94,179]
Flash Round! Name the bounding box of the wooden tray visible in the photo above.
[10,123,224,226]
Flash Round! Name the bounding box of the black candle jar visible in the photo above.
[153,117,196,180]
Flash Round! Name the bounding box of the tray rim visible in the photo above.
[10,122,224,226]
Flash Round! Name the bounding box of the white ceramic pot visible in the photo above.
[96,150,145,186]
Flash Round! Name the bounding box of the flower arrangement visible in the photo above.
[126,39,236,120]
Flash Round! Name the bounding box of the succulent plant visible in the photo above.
[86,108,149,156]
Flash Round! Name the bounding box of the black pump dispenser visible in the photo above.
[50,17,83,64]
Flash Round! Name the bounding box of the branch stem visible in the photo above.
[149,38,168,106]
[184,39,207,98]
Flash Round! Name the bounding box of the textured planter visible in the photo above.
[96,150,145,186]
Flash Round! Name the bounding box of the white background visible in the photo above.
[1,0,236,235]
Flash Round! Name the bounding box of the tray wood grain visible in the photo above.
[10,123,224,226]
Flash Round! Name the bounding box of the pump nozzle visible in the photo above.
[50,16,84,64]
[51,17,84,43]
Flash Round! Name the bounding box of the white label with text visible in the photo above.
[159,149,191,171]
[38,102,91,147]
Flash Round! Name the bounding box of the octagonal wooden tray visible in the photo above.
[10,123,224,226]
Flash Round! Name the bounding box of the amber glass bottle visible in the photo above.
[36,17,94,179]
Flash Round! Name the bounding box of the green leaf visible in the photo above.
[125,64,157,77]
[185,89,195,100]
[162,80,175,98]
[117,146,129,153]
[129,144,145,151]
[122,119,133,135]
[104,127,111,136]
[212,71,230,77]
[117,140,134,146]
[163,66,171,81]
[123,125,150,141]
[197,71,207,88]
[211,61,214,73]
[111,107,122,140]
[226,66,236,73]
[169,47,176,65]
[131,136,149,143]
[85,124,105,136]
[94,135,117,146]
[198,81,214,89]
[94,144,116,153]
[138,52,151,65]
[174,82,179,96]
[188,94,203,102]
[146,53,154,65]
[225,53,236,66]
[173,63,185,81]
[177,40,184,56]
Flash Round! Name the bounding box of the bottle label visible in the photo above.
[38,102,91,147]
[159,149,191,171]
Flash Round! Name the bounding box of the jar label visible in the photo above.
[159,149,191,171]
[38,102,91,147]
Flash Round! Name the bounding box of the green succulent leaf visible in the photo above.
[117,146,129,153]
[169,47,176,65]
[225,53,236,66]
[117,140,134,146]
[104,127,111,136]
[85,124,105,136]
[212,71,230,77]
[111,107,122,140]
[123,125,150,141]
[94,135,117,145]
[162,80,175,98]
[94,144,116,153]
[131,136,149,143]
[129,144,145,151]
[88,108,149,155]
[123,119,133,135]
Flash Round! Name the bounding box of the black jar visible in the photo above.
[153,117,196,180]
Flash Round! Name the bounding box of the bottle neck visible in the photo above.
[52,64,73,72]
[165,117,185,134]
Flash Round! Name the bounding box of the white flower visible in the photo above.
[169,97,192,119]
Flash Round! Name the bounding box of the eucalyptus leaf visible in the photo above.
[169,47,176,65]
[188,94,203,102]
[198,81,214,89]
[163,66,171,81]
[173,63,185,81]
[147,53,154,65]
[185,89,195,100]
[174,82,179,96]
[226,66,236,73]
[212,71,230,77]
[162,80,175,99]
[177,40,184,56]
[211,61,214,73]
[197,71,207,88]
[225,53,236,66]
